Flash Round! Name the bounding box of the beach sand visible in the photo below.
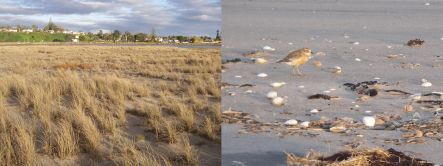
[222,0,443,165]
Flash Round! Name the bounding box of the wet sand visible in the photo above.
[222,0,443,165]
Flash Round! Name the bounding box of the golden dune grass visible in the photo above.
[0,45,221,165]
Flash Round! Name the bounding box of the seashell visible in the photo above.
[323,90,331,93]
[364,110,371,114]
[375,118,385,125]
[404,104,413,112]
[272,97,286,106]
[228,92,236,96]
[235,75,242,78]
[409,94,422,100]
[332,66,342,74]
[263,46,275,51]
[352,42,360,45]
[266,91,278,99]
[355,58,361,62]
[315,52,326,56]
[424,2,430,6]
[373,77,381,80]
[254,58,268,64]
[329,126,347,133]
[387,54,398,59]
[312,60,322,68]
[270,82,286,88]
[284,119,298,126]
[421,82,432,87]
[300,121,310,128]
[362,116,376,127]
[298,85,305,88]
[310,109,319,113]
[245,90,254,94]
[257,73,268,77]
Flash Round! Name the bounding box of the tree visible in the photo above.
[124,31,131,42]
[135,33,146,42]
[97,30,104,40]
[43,17,60,32]
[215,29,221,41]
[149,27,156,42]
[31,25,37,32]
[112,30,121,43]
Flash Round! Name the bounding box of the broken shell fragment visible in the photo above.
[300,121,310,128]
[329,126,347,133]
[312,60,322,68]
[362,116,376,127]
[284,119,298,126]
[310,109,320,113]
[257,73,268,77]
[266,91,278,99]
[272,97,286,106]
[404,104,413,112]
[263,46,276,51]
[254,58,268,64]
[270,82,286,88]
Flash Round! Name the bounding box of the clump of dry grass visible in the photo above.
[286,148,434,166]
[0,45,220,165]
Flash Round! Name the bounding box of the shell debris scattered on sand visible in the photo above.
[272,96,286,106]
[362,116,376,127]
[270,82,286,88]
[266,91,278,99]
[284,119,298,126]
[421,79,432,87]
[257,73,268,78]
[254,58,268,64]
[300,121,310,128]
[263,46,276,51]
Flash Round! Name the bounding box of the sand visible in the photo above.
[221,0,443,165]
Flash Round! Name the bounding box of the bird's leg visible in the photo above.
[296,66,304,76]
[291,67,297,76]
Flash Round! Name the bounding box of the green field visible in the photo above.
[0,32,74,42]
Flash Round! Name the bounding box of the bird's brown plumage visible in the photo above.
[277,47,313,75]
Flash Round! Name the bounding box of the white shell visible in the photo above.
[440,37,443,41]
[355,58,361,62]
[257,73,268,77]
[270,82,286,88]
[284,119,298,126]
[409,94,422,100]
[424,2,431,6]
[352,42,360,45]
[330,126,347,133]
[272,97,285,106]
[266,91,278,99]
[263,46,275,51]
[298,85,305,88]
[310,109,319,113]
[421,79,428,83]
[300,121,310,128]
[374,77,381,80]
[323,90,331,93]
[421,82,432,87]
[362,116,376,127]
[254,58,268,64]
[245,90,254,94]
[235,75,242,78]
[364,110,371,114]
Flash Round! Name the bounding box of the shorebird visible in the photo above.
[277,48,313,76]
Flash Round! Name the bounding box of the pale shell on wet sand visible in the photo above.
[284,119,298,126]
[362,116,376,127]
[254,58,268,64]
[266,91,278,99]
[257,73,268,77]
[272,97,286,106]
[329,126,347,133]
[300,121,310,128]
[270,82,286,88]
[263,46,275,51]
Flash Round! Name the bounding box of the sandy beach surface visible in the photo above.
[221,0,443,165]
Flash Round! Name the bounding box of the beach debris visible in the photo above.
[243,50,270,58]
[344,35,350,39]
[330,66,342,74]
[343,81,386,97]
[270,82,286,88]
[355,58,361,62]
[253,58,268,64]
[421,79,432,87]
[403,130,424,139]
[329,126,347,133]
[412,112,421,120]
[310,109,320,114]
[409,93,422,100]
[286,148,434,166]
[235,75,242,78]
[441,37,443,41]
[239,84,255,87]
[362,116,376,127]
[257,73,268,77]
[263,45,276,51]
[298,85,305,88]
[385,89,412,95]
[373,77,381,80]
[223,58,242,64]
[245,90,254,94]
[404,104,414,112]
[315,52,326,56]
[351,41,360,45]
[288,42,293,45]
[232,161,247,166]
[387,54,398,59]
[284,119,298,126]
[424,2,431,6]
[312,60,322,68]
[228,92,236,96]
[323,90,331,93]
[406,38,424,47]
[266,91,278,99]
[308,94,339,100]
[272,96,286,106]
[300,121,310,128]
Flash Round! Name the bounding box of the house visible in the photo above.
[7,29,18,32]
[72,38,79,43]
[63,30,73,34]
[22,29,33,33]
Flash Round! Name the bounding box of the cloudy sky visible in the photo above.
[0,0,220,36]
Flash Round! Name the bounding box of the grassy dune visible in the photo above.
[0,45,221,165]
